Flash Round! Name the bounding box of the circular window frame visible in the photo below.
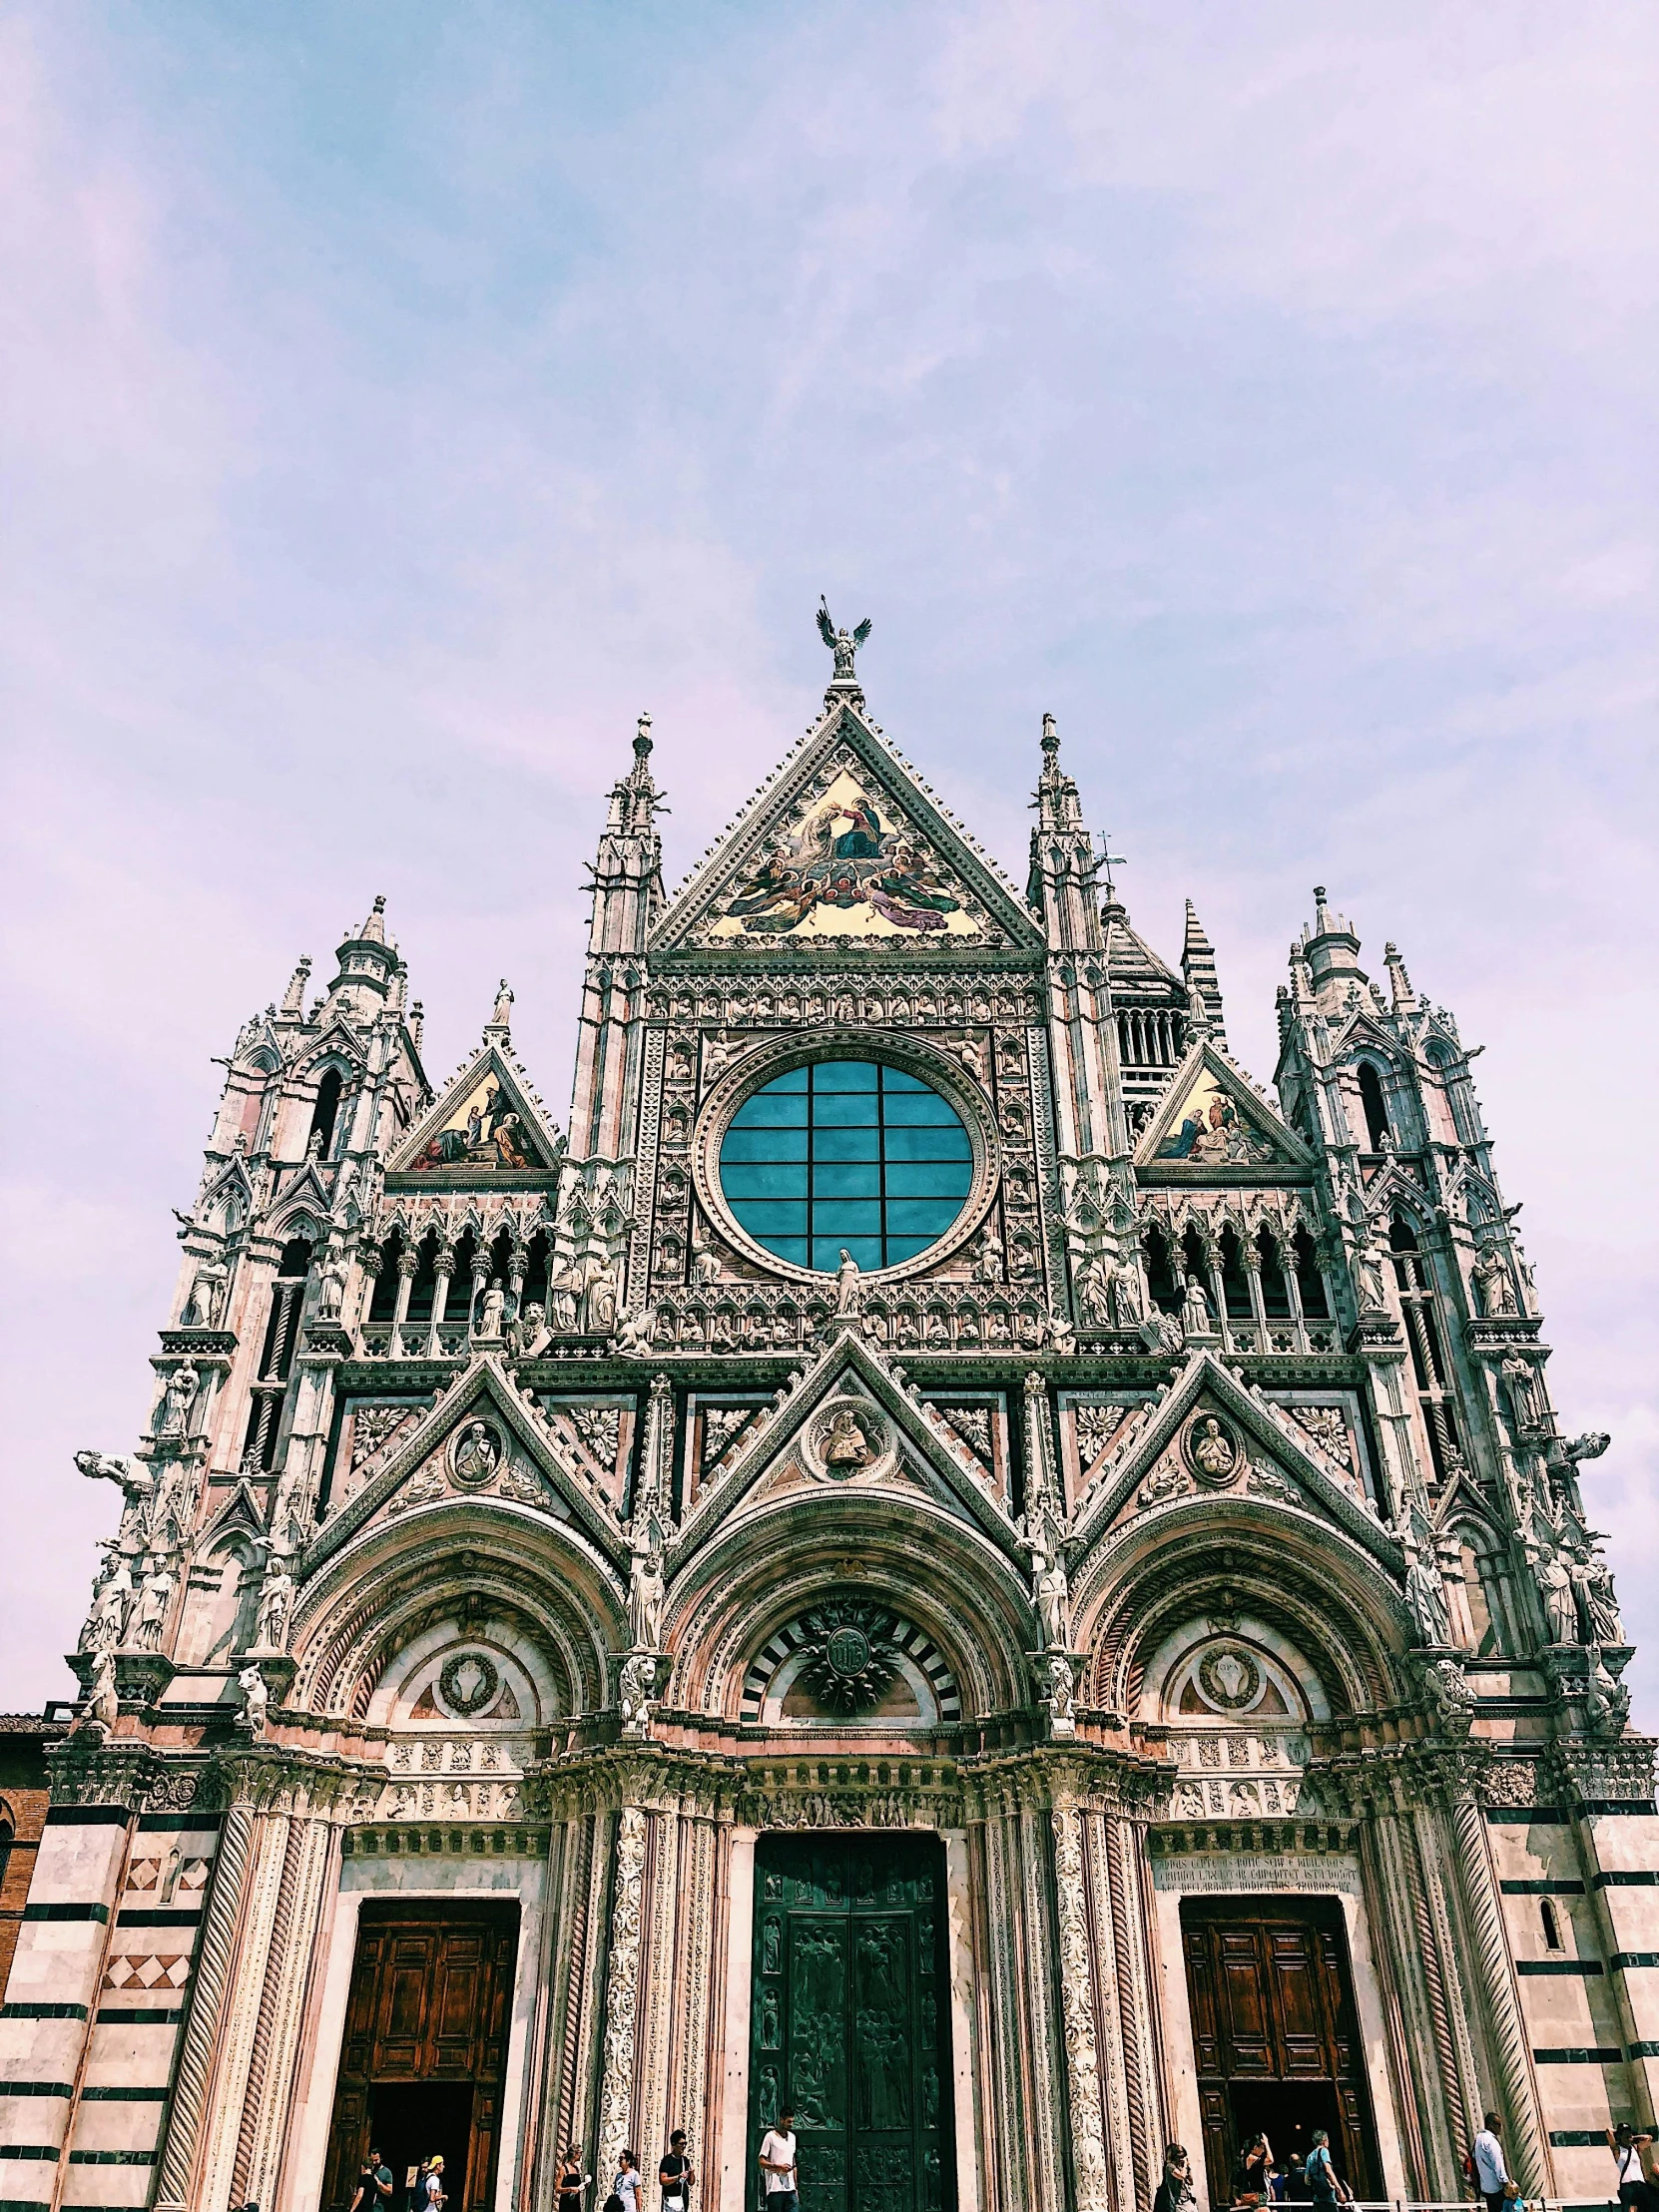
[692,1031,1001,1288]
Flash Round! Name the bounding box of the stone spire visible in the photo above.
[1383,940,1417,1013]
[1297,884,1368,1016]
[1181,899,1227,1045]
[571,716,669,1159]
[1026,714,1105,953]
[324,893,400,1017]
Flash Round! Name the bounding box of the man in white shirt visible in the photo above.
[1473,2111,1510,2212]
[759,2110,799,2209]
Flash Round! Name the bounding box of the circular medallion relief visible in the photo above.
[1196,1645,1263,1712]
[806,1399,893,1482]
[797,1605,899,1714]
[449,1419,503,1489]
[438,1651,500,1717]
[1183,1413,1241,1486]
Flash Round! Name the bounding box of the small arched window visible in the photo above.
[308,1067,343,1159]
[1143,1227,1181,1316]
[1256,1227,1293,1320]
[1358,1061,1391,1152]
[1388,1215,1462,1484]
[242,1237,313,1472]
[367,1232,403,1324]
[1218,1227,1253,1320]
[1540,1898,1563,1951]
[1292,1226,1330,1320]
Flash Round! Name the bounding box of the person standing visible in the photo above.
[349,2148,394,2211]
[556,2144,588,2212]
[1608,2124,1659,2212]
[759,2109,799,2210]
[1304,2129,1350,2206]
[1153,2142,1197,2212]
[613,2148,644,2212]
[1234,2133,1273,2206]
[659,2130,695,2211]
[1472,2112,1510,2212]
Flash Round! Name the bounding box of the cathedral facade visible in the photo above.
[5,632,1655,2212]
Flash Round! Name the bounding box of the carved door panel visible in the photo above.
[323,1905,518,2212]
[750,1835,953,2212]
[1180,1899,1379,2208]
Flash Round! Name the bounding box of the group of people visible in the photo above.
[553,2132,698,2212]
[347,2151,444,2211]
[1155,2129,1351,2212]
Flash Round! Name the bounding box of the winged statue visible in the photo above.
[818,597,872,683]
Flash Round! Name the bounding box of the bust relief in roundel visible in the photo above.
[805,1399,895,1482]
[1183,1412,1241,1487]
[449,1418,504,1489]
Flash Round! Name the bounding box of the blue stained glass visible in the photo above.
[718,1059,974,1273]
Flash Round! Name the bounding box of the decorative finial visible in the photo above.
[635,712,653,762]
[817,597,871,688]
[1041,711,1059,758]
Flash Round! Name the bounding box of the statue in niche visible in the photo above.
[79,1553,133,1654]
[1353,1239,1389,1315]
[155,1364,200,1441]
[73,1650,119,1741]
[129,1557,177,1652]
[1502,1354,1547,1436]
[1043,1653,1076,1736]
[1181,1276,1214,1340]
[834,1249,862,1316]
[508,1302,548,1360]
[452,1420,501,1487]
[1401,1536,1453,1647]
[1535,1544,1580,1646]
[182,1257,229,1329]
[1573,1548,1624,1647]
[547,1263,583,1334]
[1031,1526,1070,1651]
[628,1533,667,1651]
[253,1551,294,1653]
[583,1263,619,1337]
[477,1279,507,1340]
[693,1247,722,1287]
[316,1246,348,1322]
[1076,1253,1115,1329]
[1472,1243,1519,1317]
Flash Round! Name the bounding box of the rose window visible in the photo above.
[718,1058,972,1273]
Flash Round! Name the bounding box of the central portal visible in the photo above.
[748,1833,954,2212]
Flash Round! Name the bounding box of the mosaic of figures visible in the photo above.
[408,1070,549,1173]
[1151,1067,1287,1164]
[695,761,996,946]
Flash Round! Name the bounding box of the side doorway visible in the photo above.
[1181,1895,1380,2206]
[322,1901,518,2212]
[748,1833,954,2212]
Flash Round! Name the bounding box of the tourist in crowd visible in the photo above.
[659,2131,695,2210]
[1234,2132,1273,2207]
[1304,2129,1351,2206]
[1153,2142,1197,2212]
[1609,2123,1659,2212]
[759,2108,800,2209]
[1472,2112,1510,2212]
[610,2149,644,2212]
[556,2143,588,2212]
[349,2147,394,2210]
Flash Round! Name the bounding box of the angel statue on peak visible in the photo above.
[818,597,871,683]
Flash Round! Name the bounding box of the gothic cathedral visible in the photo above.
[6,628,1654,2212]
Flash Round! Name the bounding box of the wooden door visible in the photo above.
[749,1835,953,2212]
[1182,1897,1378,2205]
[323,1904,518,2212]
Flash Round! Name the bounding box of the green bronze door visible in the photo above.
[748,1833,954,2212]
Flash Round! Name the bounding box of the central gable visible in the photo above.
[652,707,1040,954]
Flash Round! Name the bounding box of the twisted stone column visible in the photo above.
[1450,1795,1549,2194]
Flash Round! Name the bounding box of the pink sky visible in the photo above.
[2,2,1655,1713]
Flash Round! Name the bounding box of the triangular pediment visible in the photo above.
[1070,1350,1400,1571]
[387,1041,562,1179]
[303,1356,623,1573]
[671,1327,1022,1562]
[1136,1042,1313,1173]
[652,706,1041,953]
[292,1020,371,1077]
